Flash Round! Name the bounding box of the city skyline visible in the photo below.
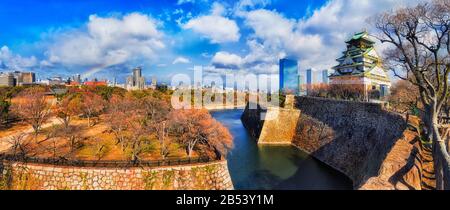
[0,0,427,84]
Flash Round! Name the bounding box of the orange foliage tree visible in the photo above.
[388,80,421,116]
[56,94,82,129]
[328,84,365,101]
[169,109,233,159]
[11,87,51,136]
[80,92,105,127]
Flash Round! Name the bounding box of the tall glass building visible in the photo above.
[279,58,299,95]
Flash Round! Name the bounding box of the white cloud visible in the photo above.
[44,12,165,77]
[212,51,243,69]
[177,0,195,5]
[183,3,240,43]
[172,56,191,64]
[0,46,38,71]
[223,0,428,75]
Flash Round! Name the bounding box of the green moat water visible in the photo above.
[211,109,353,190]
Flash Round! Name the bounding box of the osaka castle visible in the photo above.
[330,31,391,98]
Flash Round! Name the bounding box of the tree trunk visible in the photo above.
[430,112,450,190]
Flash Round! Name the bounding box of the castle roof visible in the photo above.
[345,31,375,44]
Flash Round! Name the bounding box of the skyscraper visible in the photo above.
[279,58,299,95]
[322,70,329,84]
[306,69,313,85]
[126,67,146,90]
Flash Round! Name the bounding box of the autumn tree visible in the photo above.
[170,109,233,159]
[106,94,149,162]
[372,0,450,189]
[140,95,171,158]
[8,132,30,157]
[202,119,233,159]
[307,84,330,98]
[80,92,105,127]
[56,94,82,129]
[11,87,51,136]
[328,84,365,101]
[126,109,148,162]
[106,95,133,147]
[0,96,10,127]
[388,80,421,119]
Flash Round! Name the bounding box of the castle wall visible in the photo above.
[241,96,426,189]
[0,160,233,190]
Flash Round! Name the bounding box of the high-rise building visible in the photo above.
[0,73,15,87]
[71,74,81,83]
[279,58,299,95]
[306,69,313,85]
[0,71,35,86]
[330,31,391,99]
[20,72,36,85]
[126,67,146,90]
[322,70,329,84]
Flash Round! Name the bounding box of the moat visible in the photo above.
[211,109,353,190]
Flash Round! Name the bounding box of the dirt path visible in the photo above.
[0,117,61,153]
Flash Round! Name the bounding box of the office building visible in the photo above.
[0,73,15,87]
[279,58,299,95]
[126,67,146,90]
[322,70,329,84]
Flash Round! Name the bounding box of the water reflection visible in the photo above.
[211,109,353,190]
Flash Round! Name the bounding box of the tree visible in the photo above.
[56,94,82,129]
[80,92,105,127]
[328,84,365,101]
[202,119,233,159]
[106,94,148,162]
[307,84,330,98]
[388,80,421,120]
[126,109,147,162]
[372,0,450,189]
[0,97,10,127]
[8,132,30,157]
[169,109,233,159]
[106,95,133,147]
[11,87,51,136]
[140,95,172,158]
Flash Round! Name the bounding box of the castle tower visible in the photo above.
[330,31,391,100]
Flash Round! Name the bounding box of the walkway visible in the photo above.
[0,117,61,153]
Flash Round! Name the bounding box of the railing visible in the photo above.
[0,154,219,168]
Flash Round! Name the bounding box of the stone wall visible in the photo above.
[241,104,300,144]
[0,160,233,190]
[292,97,407,188]
[241,96,417,189]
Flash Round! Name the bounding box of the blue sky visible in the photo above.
[0,0,425,83]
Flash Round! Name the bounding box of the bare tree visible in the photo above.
[8,133,30,157]
[80,92,105,127]
[372,0,450,189]
[56,94,82,129]
[11,87,51,136]
[157,121,171,159]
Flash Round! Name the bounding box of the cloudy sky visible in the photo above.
[0,0,427,83]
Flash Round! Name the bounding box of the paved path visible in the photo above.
[0,117,61,153]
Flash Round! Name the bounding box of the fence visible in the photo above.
[0,154,219,168]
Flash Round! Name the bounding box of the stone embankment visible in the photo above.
[242,96,432,190]
[0,160,233,190]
